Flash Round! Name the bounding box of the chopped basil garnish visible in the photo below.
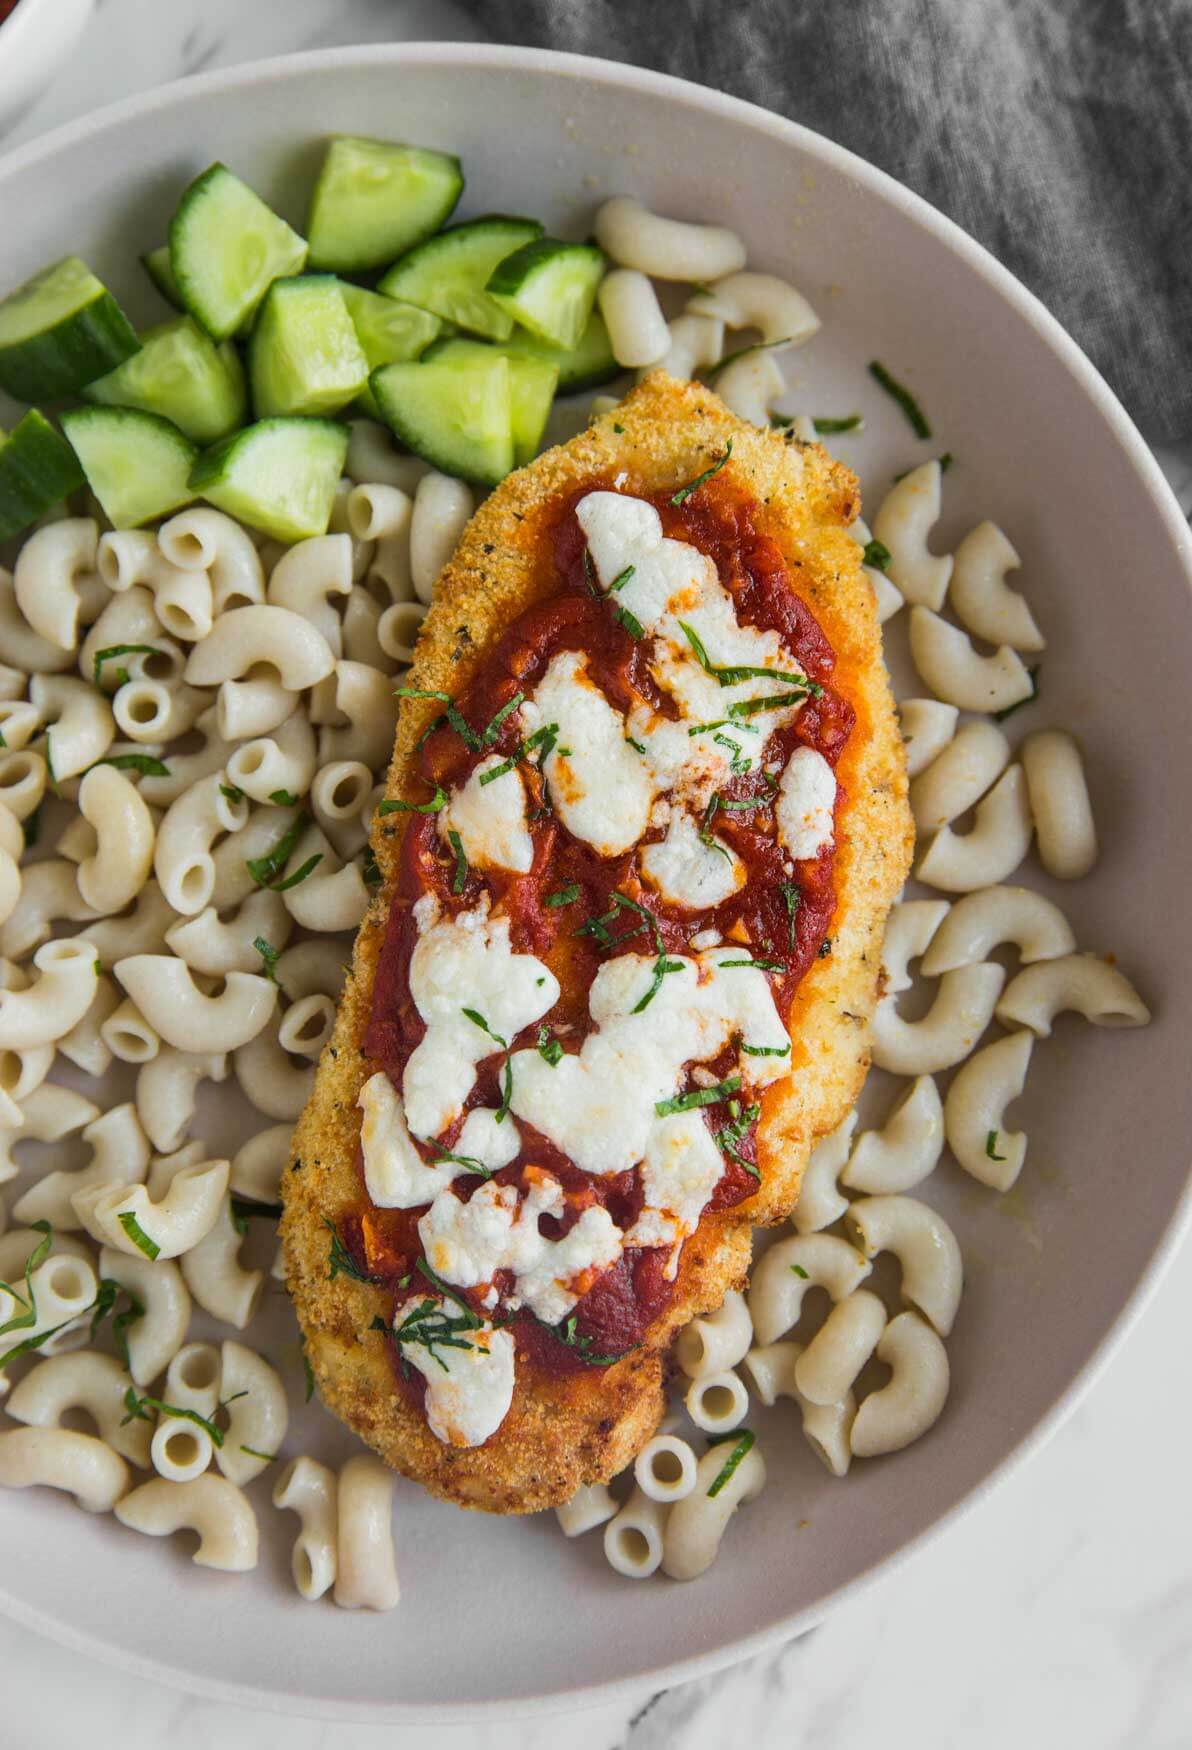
[790,1263,810,1279]
[576,889,662,954]
[117,1210,159,1260]
[239,1445,277,1462]
[688,717,760,737]
[97,753,170,777]
[481,691,525,745]
[447,828,468,895]
[93,644,158,686]
[0,1219,52,1339]
[461,1008,513,1122]
[361,845,383,889]
[719,956,785,973]
[814,414,863,434]
[323,1219,382,1285]
[230,1195,282,1235]
[861,538,892,572]
[868,360,931,438]
[993,667,1040,722]
[120,1387,225,1446]
[710,339,793,378]
[625,735,647,755]
[715,1100,762,1175]
[544,883,580,908]
[780,883,801,953]
[656,1075,742,1118]
[615,604,645,640]
[985,1129,1007,1162]
[671,439,733,506]
[741,1041,790,1057]
[428,1141,492,1178]
[539,1310,634,1367]
[252,937,280,984]
[271,853,323,892]
[632,954,685,1015]
[479,721,558,787]
[713,730,750,774]
[608,565,635,592]
[392,1296,478,1372]
[246,810,310,887]
[377,782,448,815]
[89,1277,144,1370]
[536,1024,564,1066]
[396,685,483,751]
[220,783,245,806]
[680,620,819,693]
[707,1428,756,1496]
[269,788,300,807]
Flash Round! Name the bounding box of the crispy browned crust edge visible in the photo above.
[280,373,912,1514]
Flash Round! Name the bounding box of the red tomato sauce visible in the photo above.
[355,475,855,1401]
[0,1,22,23]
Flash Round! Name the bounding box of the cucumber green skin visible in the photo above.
[190,417,349,544]
[486,239,605,350]
[83,316,248,444]
[169,162,308,341]
[248,275,368,419]
[141,246,183,310]
[377,216,543,342]
[0,410,85,540]
[306,136,464,273]
[60,406,197,530]
[0,286,140,402]
[371,353,513,487]
[500,310,619,394]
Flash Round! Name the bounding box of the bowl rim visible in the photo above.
[0,38,1190,1725]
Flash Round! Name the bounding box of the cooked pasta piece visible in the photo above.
[115,1473,259,1570]
[908,607,1034,714]
[919,885,1076,975]
[871,463,952,611]
[409,472,474,607]
[97,1245,191,1386]
[917,767,1034,892]
[594,196,746,280]
[334,1454,399,1611]
[6,1351,152,1466]
[661,1437,766,1581]
[273,1455,338,1600]
[1020,730,1097,880]
[944,1029,1034,1192]
[603,1486,668,1580]
[634,1432,699,1503]
[0,1426,129,1513]
[792,1109,859,1235]
[996,955,1151,1036]
[742,1340,855,1477]
[850,1312,950,1457]
[215,1341,288,1485]
[910,720,1011,834]
[13,517,99,651]
[871,963,1005,1076]
[842,1076,945,1195]
[793,1289,887,1407]
[554,1480,619,1539]
[748,1232,872,1348]
[597,268,669,368]
[266,535,353,652]
[113,956,276,1053]
[684,1369,750,1434]
[949,521,1044,652]
[844,1196,963,1336]
[675,1290,753,1380]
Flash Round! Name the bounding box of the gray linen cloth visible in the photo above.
[458,0,1192,443]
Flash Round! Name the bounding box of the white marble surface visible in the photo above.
[3,7,1192,1747]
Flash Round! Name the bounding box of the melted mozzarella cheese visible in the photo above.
[454,1107,522,1172]
[509,948,789,1176]
[359,1071,461,1207]
[441,755,533,874]
[639,810,745,909]
[522,650,653,855]
[417,1173,623,1325]
[776,745,837,859]
[396,1296,515,1447]
[576,489,809,800]
[402,899,559,1140]
[624,1109,725,1266]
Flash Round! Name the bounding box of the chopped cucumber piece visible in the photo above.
[84,316,247,444]
[61,407,197,529]
[372,350,513,487]
[0,411,85,540]
[427,338,557,469]
[141,245,183,310]
[487,239,605,350]
[340,283,441,419]
[500,310,619,394]
[249,275,368,418]
[377,216,543,342]
[190,417,349,543]
[307,135,463,273]
[169,163,307,340]
[508,353,560,467]
[0,256,139,401]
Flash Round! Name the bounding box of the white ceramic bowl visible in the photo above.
[0,43,1189,1724]
[0,0,93,137]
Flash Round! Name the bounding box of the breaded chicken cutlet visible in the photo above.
[281,372,912,1514]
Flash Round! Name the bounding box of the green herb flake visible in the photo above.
[625,735,647,755]
[656,1075,742,1118]
[861,538,892,572]
[632,954,685,1015]
[536,1024,564,1066]
[219,783,245,806]
[985,1129,1007,1162]
[741,1040,791,1057]
[993,667,1041,722]
[544,883,580,908]
[253,936,280,984]
[93,644,158,686]
[480,691,525,746]
[120,1387,224,1447]
[615,604,645,640]
[377,783,448,816]
[680,620,819,694]
[671,439,733,506]
[461,1009,513,1122]
[790,1263,810,1279]
[117,1210,160,1261]
[323,1219,381,1285]
[814,414,863,434]
[868,360,931,438]
[607,565,636,593]
[395,685,482,751]
[447,828,468,895]
[97,753,170,778]
[246,811,310,887]
[268,788,300,807]
[707,1428,756,1496]
[428,1141,492,1179]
